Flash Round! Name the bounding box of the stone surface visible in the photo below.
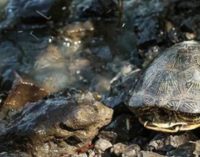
[0,0,72,30]
[122,144,141,157]
[147,132,197,152]
[4,74,48,110]
[110,143,127,156]
[0,91,113,156]
[139,151,166,157]
[94,138,112,152]
[98,130,118,144]
[167,142,195,157]
[0,152,31,157]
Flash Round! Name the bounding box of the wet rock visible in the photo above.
[105,67,140,108]
[146,132,197,153]
[0,0,72,30]
[134,16,160,47]
[58,20,94,41]
[32,44,73,93]
[115,31,138,62]
[47,0,73,24]
[71,153,88,157]
[0,92,113,155]
[166,141,196,157]
[30,21,95,93]
[90,45,112,61]
[90,74,111,94]
[88,149,111,157]
[166,25,182,44]
[0,151,31,157]
[110,143,141,157]
[193,140,200,156]
[131,136,150,150]
[166,1,200,34]
[110,143,127,156]
[94,138,112,153]
[71,0,118,19]
[164,139,200,156]
[185,32,196,40]
[123,0,170,47]
[0,120,6,136]
[76,142,94,155]
[0,0,8,22]
[98,131,118,144]
[0,41,22,81]
[88,150,96,157]
[0,30,56,93]
[3,74,48,110]
[122,144,141,157]
[30,20,129,95]
[139,151,166,157]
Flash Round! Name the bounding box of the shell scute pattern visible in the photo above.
[129,41,200,113]
[194,55,200,66]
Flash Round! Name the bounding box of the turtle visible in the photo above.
[128,40,200,133]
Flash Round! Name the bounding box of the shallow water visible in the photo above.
[0,0,143,95]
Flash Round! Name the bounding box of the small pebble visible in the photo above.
[110,143,127,156]
[71,153,87,157]
[139,151,166,157]
[88,150,96,157]
[122,144,141,157]
[95,138,112,153]
[185,32,196,40]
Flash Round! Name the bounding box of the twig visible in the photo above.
[35,10,51,20]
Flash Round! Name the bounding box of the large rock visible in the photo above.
[0,91,113,156]
[0,0,72,30]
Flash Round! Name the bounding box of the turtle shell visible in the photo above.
[129,41,200,114]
